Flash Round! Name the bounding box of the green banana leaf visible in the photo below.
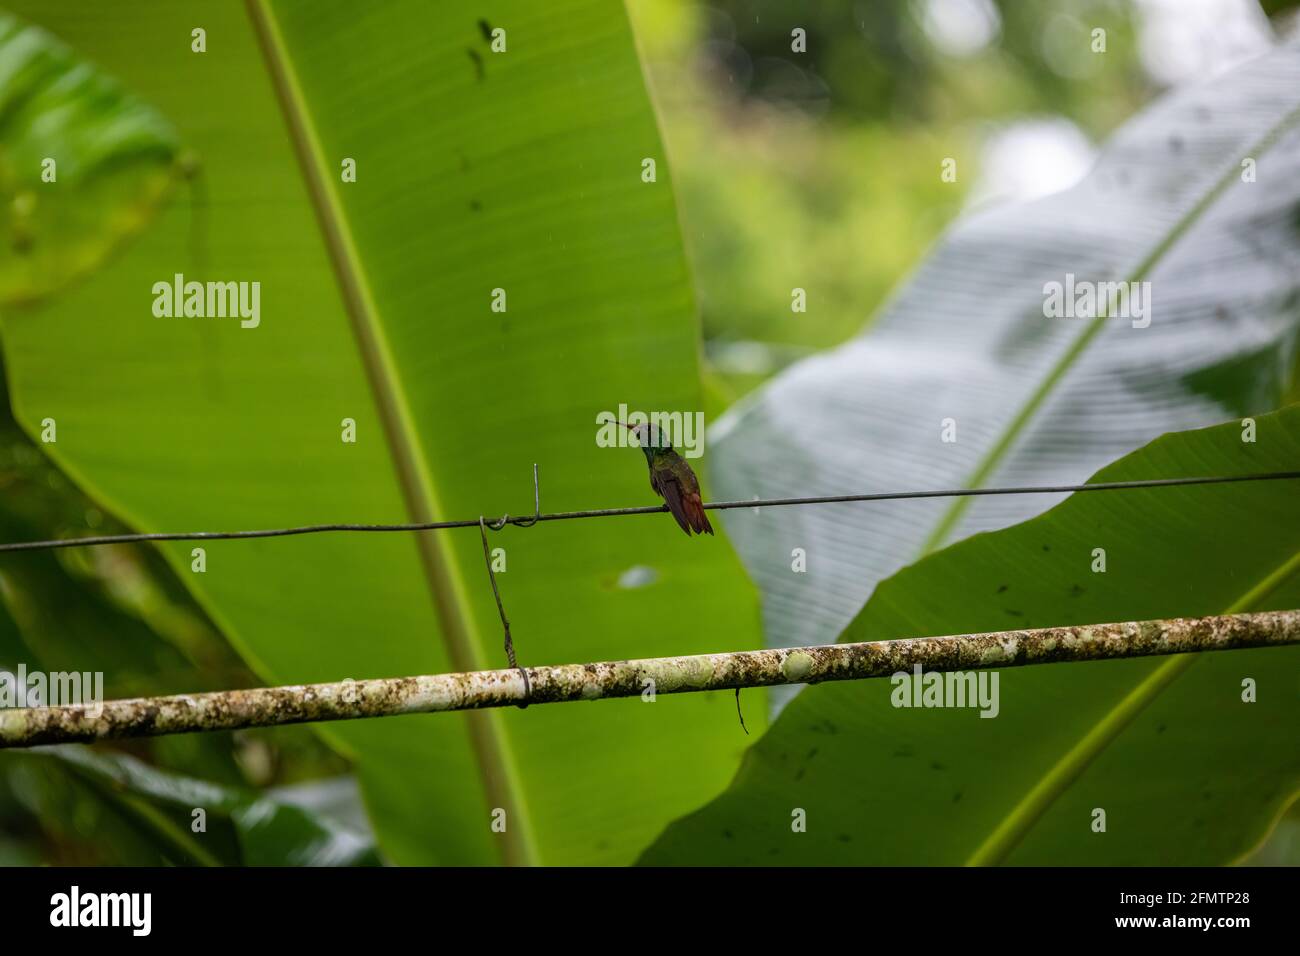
[0,354,252,698]
[641,407,1300,864]
[2,369,352,859]
[1242,799,1300,865]
[0,13,283,864]
[708,38,1300,658]
[0,10,181,306]
[0,0,761,865]
[18,746,378,866]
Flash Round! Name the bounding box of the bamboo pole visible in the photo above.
[2,609,1296,749]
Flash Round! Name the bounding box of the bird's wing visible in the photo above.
[673,458,714,536]
[653,469,693,535]
[655,467,713,536]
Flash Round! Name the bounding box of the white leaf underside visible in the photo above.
[712,41,1300,665]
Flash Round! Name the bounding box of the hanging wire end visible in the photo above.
[479,515,531,707]
[512,463,541,528]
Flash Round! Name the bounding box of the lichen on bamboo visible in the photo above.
[1,609,1296,749]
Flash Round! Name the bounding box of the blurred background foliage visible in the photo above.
[2,0,1299,865]
[627,0,1296,414]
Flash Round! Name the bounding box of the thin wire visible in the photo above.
[0,470,1296,554]
[478,515,530,706]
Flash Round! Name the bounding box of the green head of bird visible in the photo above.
[620,421,672,463]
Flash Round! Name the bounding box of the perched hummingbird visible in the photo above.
[620,421,713,536]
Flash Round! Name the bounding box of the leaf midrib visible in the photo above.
[244,0,536,866]
[934,68,1300,868]
[966,546,1300,866]
[918,93,1300,557]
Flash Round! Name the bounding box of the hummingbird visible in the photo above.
[618,421,713,536]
